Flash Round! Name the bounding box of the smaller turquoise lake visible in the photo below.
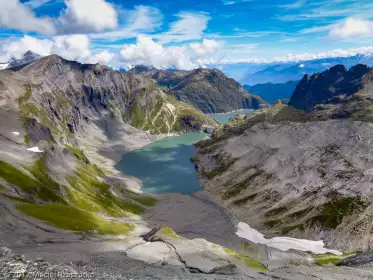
[115,109,253,194]
[209,109,254,124]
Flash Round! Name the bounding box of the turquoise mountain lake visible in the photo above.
[115,109,253,194]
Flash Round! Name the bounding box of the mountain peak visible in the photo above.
[7,51,41,69]
[328,64,347,74]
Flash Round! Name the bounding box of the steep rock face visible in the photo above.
[195,99,373,252]
[289,64,372,110]
[131,67,267,113]
[1,55,217,144]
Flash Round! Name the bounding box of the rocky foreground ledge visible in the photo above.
[2,223,373,280]
[2,245,373,280]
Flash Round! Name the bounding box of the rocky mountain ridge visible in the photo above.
[130,66,267,113]
[289,64,373,111]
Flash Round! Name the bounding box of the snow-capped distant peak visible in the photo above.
[7,51,41,69]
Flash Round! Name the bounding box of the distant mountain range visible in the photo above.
[212,54,373,86]
[244,80,299,104]
[0,51,41,70]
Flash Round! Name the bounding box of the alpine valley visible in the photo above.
[0,54,373,280]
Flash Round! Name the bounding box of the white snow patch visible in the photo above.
[166,103,176,113]
[12,131,20,136]
[27,146,44,153]
[236,222,342,255]
[299,64,305,68]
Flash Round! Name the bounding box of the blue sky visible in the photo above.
[1,0,373,69]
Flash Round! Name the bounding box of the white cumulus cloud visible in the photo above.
[190,39,221,57]
[119,36,197,70]
[51,34,92,61]
[90,50,115,65]
[0,35,114,66]
[0,36,52,62]
[330,18,373,39]
[59,0,118,33]
[0,0,55,35]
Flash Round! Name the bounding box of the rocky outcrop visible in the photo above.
[289,64,372,110]
[336,251,373,267]
[2,239,373,280]
[196,100,373,252]
[131,67,267,113]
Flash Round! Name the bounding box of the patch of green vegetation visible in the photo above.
[271,106,309,122]
[150,96,164,119]
[200,157,236,180]
[264,219,281,228]
[200,167,220,179]
[119,188,158,207]
[233,193,257,206]
[288,259,301,266]
[265,205,290,217]
[287,206,314,219]
[24,133,30,145]
[20,103,42,120]
[0,159,63,203]
[312,253,356,266]
[55,95,73,112]
[107,100,121,118]
[19,89,62,138]
[309,195,368,229]
[0,182,7,190]
[130,93,148,129]
[17,203,134,235]
[281,224,305,235]
[131,196,158,207]
[24,155,65,203]
[18,85,32,105]
[349,104,373,122]
[154,113,172,134]
[223,247,267,271]
[66,163,145,217]
[65,145,87,162]
[190,156,200,164]
[1,194,34,204]
[222,170,263,199]
[160,227,180,239]
[0,161,38,193]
